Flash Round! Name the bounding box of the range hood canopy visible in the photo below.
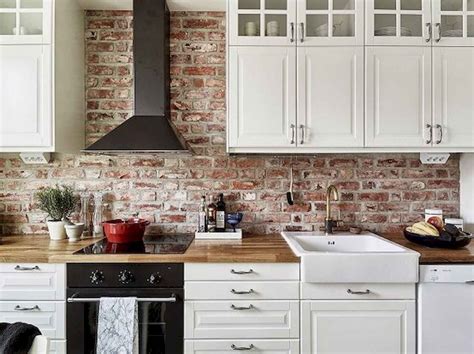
[84,0,191,154]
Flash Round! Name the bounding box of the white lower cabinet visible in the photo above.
[0,264,66,353]
[301,300,416,354]
[185,339,300,354]
[184,263,300,354]
[185,301,299,339]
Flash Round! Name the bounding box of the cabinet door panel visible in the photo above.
[432,0,474,46]
[301,300,416,354]
[0,45,52,149]
[298,47,363,147]
[228,46,297,149]
[433,47,474,148]
[366,47,431,147]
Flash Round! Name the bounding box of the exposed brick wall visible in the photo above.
[0,11,460,236]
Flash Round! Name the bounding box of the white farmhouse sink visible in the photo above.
[282,231,420,283]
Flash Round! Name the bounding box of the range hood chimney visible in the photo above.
[84,0,191,154]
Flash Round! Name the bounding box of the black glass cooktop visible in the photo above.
[75,234,194,255]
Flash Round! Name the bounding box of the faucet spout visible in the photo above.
[325,185,339,235]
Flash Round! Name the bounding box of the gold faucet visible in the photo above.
[325,185,339,235]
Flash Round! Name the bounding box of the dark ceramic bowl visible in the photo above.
[404,228,472,249]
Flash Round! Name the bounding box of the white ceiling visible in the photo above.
[78,0,226,11]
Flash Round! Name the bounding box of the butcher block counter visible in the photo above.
[381,233,474,264]
[0,232,472,264]
[0,234,300,263]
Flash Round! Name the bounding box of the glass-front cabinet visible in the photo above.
[297,0,364,45]
[229,0,297,45]
[432,0,474,46]
[0,0,51,44]
[228,0,364,45]
[366,0,432,45]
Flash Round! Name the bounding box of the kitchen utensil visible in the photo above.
[103,218,150,244]
[226,213,243,232]
[404,228,472,249]
[286,164,294,205]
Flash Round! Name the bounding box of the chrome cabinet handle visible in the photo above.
[231,269,253,275]
[15,305,40,311]
[425,124,433,144]
[435,23,441,42]
[231,344,255,351]
[299,124,305,145]
[466,280,474,284]
[15,265,40,271]
[347,289,371,295]
[290,22,295,43]
[300,22,305,43]
[231,304,254,310]
[290,124,296,144]
[435,124,443,144]
[425,23,432,42]
[231,289,254,295]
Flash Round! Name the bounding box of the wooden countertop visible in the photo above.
[0,234,300,264]
[381,233,474,264]
[1,232,472,264]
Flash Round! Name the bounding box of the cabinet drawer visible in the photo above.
[185,301,299,339]
[185,263,299,281]
[50,340,67,354]
[185,281,299,300]
[0,263,65,300]
[301,283,415,300]
[185,339,300,354]
[0,301,65,339]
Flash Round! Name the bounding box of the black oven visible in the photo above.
[67,264,184,354]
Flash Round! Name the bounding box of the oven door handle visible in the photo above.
[67,294,177,303]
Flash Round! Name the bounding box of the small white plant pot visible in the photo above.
[65,223,85,242]
[47,220,67,241]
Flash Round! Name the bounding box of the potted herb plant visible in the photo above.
[36,185,79,240]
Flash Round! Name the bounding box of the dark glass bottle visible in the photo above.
[216,193,226,232]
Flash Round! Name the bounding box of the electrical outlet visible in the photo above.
[19,153,51,165]
[420,153,450,165]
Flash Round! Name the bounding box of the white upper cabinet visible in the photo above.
[432,0,474,46]
[228,46,297,149]
[366,46,432,147]
[297,46,364,147]
[229,0,297,45]
[366,0,432,45]
[0,45,52,149]
[433,47,474,147]
[297,0,364,45]
[0,0,52,44]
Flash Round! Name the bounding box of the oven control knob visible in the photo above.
[118,270,134,284]
[147,273,162,285]
[90,270,104,285]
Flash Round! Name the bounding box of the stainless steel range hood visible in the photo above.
[84,0,191,154]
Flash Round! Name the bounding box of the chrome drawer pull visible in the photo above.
[231,304,254,311]
[347,289,371,295]
[231,289,254,295]
[15,305,40,311]
[466,280,474,284]
[231,269,253,275]
[15,265,40,271]
[231,344,254,351]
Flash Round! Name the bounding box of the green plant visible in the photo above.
[36,185,79,222]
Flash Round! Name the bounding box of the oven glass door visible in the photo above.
[67,288,183,354]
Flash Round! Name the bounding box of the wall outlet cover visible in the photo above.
[420,153,450,165]
[19,152,51,165]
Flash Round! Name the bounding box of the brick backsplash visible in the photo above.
[0,11,460,236]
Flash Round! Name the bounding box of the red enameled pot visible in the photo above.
[102,218,150,244]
